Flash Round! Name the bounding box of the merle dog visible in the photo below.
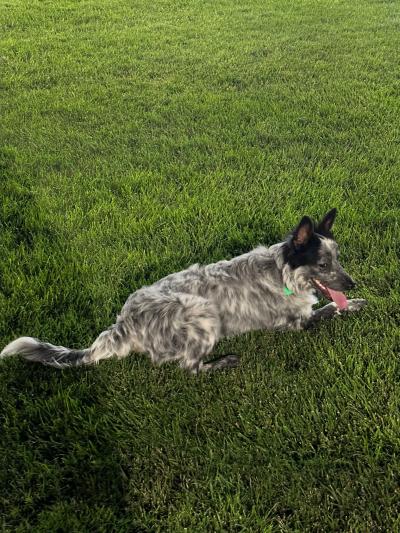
[1,209,366,373]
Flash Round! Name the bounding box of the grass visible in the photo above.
[1,0,400,530]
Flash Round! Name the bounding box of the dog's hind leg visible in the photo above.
[200,354,240,372]
[177,296,222,373]
[138,292,222,373]
[178,328,220,374]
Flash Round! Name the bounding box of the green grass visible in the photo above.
[1,0,400,530]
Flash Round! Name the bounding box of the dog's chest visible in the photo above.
[284,292,318,320]
[216,282,317,335]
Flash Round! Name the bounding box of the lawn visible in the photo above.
[1,0,400,530]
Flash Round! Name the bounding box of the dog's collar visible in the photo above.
[283,285,294,296]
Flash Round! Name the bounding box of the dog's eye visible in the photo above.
[319,263,328,269]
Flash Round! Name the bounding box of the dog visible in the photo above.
[1,208,366,373]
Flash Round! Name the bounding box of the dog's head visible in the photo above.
[283,209,355,306]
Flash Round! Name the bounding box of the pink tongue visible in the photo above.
[326,288,348,310]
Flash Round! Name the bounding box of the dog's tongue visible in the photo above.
[325,287,348,310]
[314,279,349,310]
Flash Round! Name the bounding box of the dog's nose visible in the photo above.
[348,279,356,290]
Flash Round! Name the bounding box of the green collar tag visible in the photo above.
[283,285,294,296]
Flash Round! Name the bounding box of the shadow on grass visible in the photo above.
[0,358,143,531]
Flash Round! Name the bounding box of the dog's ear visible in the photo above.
[316,208,337,237]
[292,216,314,248]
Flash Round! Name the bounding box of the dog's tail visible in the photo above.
[0,321,135,368]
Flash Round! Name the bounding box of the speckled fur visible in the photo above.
[1,210,366,373]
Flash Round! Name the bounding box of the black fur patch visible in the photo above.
[315,226,334,240]
[283,233,322,269]
[315,208,337,239]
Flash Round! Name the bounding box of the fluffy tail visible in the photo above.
[0,321,135,368]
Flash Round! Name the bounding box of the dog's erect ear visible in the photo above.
[292,216,314,248]
[316,208,337,237]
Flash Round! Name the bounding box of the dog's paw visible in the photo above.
[221,354,240,368]
[202,354,240,372]
[346,299,367,312]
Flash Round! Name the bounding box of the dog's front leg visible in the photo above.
[304,302,339,329]
[345,298,368,312]
[303,299,367,329]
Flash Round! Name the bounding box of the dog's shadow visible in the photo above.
[0,358,131,523]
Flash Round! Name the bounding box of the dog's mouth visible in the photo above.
[313,279,348,310]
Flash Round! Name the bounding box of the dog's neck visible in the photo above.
[269,242,317,300]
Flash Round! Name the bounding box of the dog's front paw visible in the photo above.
[346,298,367,312]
